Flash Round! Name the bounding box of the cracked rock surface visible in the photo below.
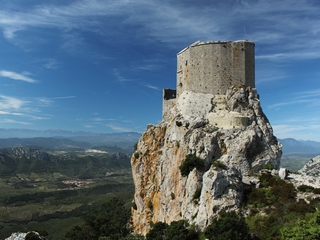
[131,86,282,235]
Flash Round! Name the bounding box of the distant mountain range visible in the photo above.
[0,128,141,151]
[279,138,320,155]
[0,128,141,138]
[0,129,320,155]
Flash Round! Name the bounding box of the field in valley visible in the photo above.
[0,147,135,240]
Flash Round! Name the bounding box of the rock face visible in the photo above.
[288,155,320,189]
[5,231,46,240]
[131,85,282,235]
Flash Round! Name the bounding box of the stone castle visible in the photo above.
[131,40,282,234]
[162,40,255,129]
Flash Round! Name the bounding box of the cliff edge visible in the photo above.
[131,85,282,235]
[131,40,282,235]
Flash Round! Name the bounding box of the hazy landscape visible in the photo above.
[1,130,320,239]
[0,131,140,239]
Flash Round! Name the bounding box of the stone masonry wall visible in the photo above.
[176,40,255,97]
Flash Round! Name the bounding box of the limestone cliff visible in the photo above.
[131,86,282,235]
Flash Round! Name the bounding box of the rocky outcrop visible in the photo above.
[5,231,46,240]
[0,147,52,161]
[131,86,282,235]
[0,147,76,162]
[288,155,320,188]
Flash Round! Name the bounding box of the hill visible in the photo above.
[279,138,320,155]
[0,130,141,152]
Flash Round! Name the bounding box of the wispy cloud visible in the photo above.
[105,124,133,132]
[35,96,76,106]
[268,99,315,109]
[0,70,38,83]
[0,95,28,110]
[0,0,319,59]
[0,94,73,123]
[268,88,320,109]
[51,96,76,100]
[292,89,320,99]
[113,69,137,82]
[90,118,103,122]
[0,118,31,125]
[42,58,60,69]
[142,84,160,90]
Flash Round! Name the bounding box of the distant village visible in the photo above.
[58,179,94,190]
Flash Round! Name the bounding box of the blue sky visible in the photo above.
[0,0,319,141]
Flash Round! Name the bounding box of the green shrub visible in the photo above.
[212,160,227,170]
[286,199,316,215]
[313,188,320,194]
[134,152,140,159]
[263,163,274,170]
[147,200,153,210]
[204,211,249,240]
[297,184,314,192]
[65,197,131,240]
[280,211,320,239]
[146,222,168,240]
[146,220,199,240]
[179,154,204,177]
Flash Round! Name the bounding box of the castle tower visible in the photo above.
[176,40,255,97]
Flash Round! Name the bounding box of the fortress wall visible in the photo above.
[244,41,255,88]
[177,91,214,119]
[176,41,255,97]
[177,47,190,97]
[207,112,249,129]
[231,41,255,88]
[162,89,176,120]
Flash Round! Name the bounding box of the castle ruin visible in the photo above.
[162,40,255,129]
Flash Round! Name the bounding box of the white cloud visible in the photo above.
[0,118,31,125]
[42,58,60,69]
[0,0,319,60]
[0,95,28,110]
[105,124,133,132]
[0,70,38,83]
[36,96,76,106]
[268,99,314,109]
[51,96,76,100]
[292,89,320,99]
[113,69,137,82]
[143,84,160,90]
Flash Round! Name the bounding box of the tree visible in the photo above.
[146,222,168,240]
[204,211,250,240]
[164,220,198,240]
[65,197,131,240]
[146,220,199,240]
[281,211,320,239]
